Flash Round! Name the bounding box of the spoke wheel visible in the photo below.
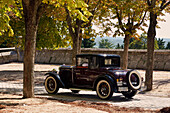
[96,80,113,100]
[45,76,59,94]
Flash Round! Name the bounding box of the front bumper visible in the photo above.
[117,81,129,92]
[117,81,139,92]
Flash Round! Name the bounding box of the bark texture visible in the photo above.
[22,0,42,98]
[145,0,157,91]
[145,13,157,91]
[122,35,130,69]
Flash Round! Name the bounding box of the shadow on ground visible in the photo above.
[154,79,170,89]
[38,92,139,103]
[0,71,46,86]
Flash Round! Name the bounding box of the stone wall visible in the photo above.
[19,48,170,71]
[0,48,17,64]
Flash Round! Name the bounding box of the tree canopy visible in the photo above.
[0,0,19,36]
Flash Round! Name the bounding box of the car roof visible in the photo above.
[76,54,120,58]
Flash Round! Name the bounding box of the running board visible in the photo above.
[69,88,93,91]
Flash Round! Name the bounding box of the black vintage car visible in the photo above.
[44,54,142,100]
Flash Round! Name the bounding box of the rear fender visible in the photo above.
[45,72,65,88]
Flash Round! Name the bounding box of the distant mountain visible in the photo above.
[94,36,170,48]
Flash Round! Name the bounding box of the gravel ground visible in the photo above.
[0,63,170,112]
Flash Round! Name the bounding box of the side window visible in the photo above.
[89,57,98,69]
[105,59,112,65]
[77,57,89,67]
[103,58,120,67]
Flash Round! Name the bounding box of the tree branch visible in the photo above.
[128,13,130,24]
[86,0,90,5]
[82,0,101,28]
[75,19,82,37]
[160,1,170,11]
[160,0,166,9]
[147,0,151,6]
[115,7,125,32]
[131,11,135,26]
[36,3,47,25]
[65,5,75,38]
[133,11,147,30]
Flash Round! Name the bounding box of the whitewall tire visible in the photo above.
[45,76,59,94]
[96,80,113,100]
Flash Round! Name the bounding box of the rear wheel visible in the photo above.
[96,80,114,100]
[45,76,59,94]
[122,90,137,99]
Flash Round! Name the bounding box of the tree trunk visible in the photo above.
[122,35,130,69]
[72,32,82,65]
[145,10,157,91]
[72,36,80,65]
[22,0,42,98]
[79,29,82,53]
[71,19,82,65]
[15,47,20,62]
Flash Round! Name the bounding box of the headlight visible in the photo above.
[52,68,59,73]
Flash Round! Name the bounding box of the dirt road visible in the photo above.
[0,63,170,112]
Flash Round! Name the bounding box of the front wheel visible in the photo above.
[96,80,114,100]
[45,76,59,94]
[122,90,137,99]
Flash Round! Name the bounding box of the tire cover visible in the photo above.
[126,70,142,90]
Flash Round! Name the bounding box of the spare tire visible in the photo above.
[126,70,142,90]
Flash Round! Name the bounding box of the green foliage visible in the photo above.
[0,16,24,48]
[156,38,165,49]
[115,43,124,49]
[129,34,147,49]
[81,38,96,48]
[37,15,70,49]
[129,34,159,50]
[0,0,91,49]
[43,0,92,22]
[81,26,96,48]
[96,0,148,38]
[0,0,23,47]
[99,39,114,49]
[0,0,22,36]
[0,13,70,49]
[166,42,170,49]
[0,6,13,36]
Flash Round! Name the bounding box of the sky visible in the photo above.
[156,14,170,39]
[93,13,170,39]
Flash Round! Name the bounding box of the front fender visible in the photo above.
[45,72,65,88]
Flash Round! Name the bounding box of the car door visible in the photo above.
[73,56,91,88]
[84,56,100,87]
